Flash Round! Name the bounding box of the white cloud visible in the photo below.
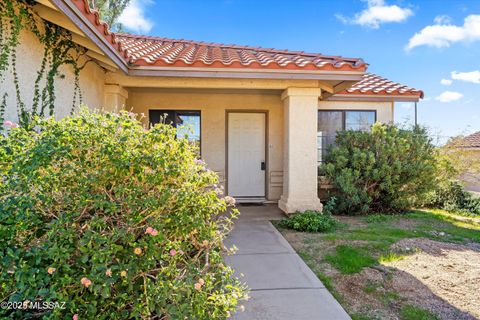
[440,79,452,85]
[435,91,463,103]
[337,0,413,29]
[434,15,452,25]
[451,70,480,84]
[406,14,480,51]
[118,0,153,33]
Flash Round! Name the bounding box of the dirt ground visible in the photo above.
[279,219,480,320]
[385,238,480,320]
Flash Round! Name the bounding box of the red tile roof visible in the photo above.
[70,0,366,72]
[113,34,367,71]
[68,0,423,100]
[452,132,480,149]
[338,73,424,98]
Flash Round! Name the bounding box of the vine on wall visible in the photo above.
[0,0,90,130]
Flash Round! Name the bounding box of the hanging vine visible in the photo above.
[0,0,90,129]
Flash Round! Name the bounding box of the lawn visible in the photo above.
[275,209,480,320]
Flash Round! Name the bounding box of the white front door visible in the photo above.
[227,112,266,198]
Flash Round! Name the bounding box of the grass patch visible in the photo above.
[379,252,405,264]
[324,245,376,274]
[400,304,440,320]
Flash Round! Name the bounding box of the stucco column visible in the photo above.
[278,88,323,214]
[104,84,128,112]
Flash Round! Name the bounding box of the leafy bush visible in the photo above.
[0,109,247,319]
[279,198,338,232]
[279,211,338,232]
[321,124,437,215]
[423,180,480,215]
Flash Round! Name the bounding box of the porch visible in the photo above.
[103,76,398,214]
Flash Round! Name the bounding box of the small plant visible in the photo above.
[279,210,338,233]
[379,252,405,264]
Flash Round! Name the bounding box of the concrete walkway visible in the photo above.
[225,204,350,320]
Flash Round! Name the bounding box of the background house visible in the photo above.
[448,131,480,195]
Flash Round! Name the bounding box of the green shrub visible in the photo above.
[279,210,338,232]
[321,124,437,215]
[0,109,247,319]
[423,179,480,215]
[279,198,338,233]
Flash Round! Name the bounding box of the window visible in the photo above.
[345,111,376,131]
[149,110,201,148]
[317,110,376,165]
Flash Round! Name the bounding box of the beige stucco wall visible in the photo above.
[127,89,285,200]
[318,100,394,123]
[0,27,106,123]
[127,90,395,201]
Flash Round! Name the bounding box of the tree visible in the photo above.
[87,0,130,31]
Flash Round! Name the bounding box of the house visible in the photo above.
[447,131,480,193]
[1,0,423,213]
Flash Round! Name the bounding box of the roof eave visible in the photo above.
[127,66,366,81]
[327,94,422,102]
[53,0,129,73]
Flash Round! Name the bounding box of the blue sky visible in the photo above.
[118,0,480,142]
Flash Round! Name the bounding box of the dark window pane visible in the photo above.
[345,111,375,131]
[318,111,343,163]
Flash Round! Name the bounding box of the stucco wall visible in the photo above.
[318,100,394,123]
[0,27,106,123]
[128,90,395,201]
[127,89,285,200]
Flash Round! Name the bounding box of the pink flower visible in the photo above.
[224,196,236,206]
[105,269,112,277]
[4,121,18,128]
[194,282,202,291]
[47,267,56,274]
[169,249,177,256]
[73,314,79,320]
[128,112,136,118]
[145,227,158,236]
[80,277,92,288]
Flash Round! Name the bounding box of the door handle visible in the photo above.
[261,161,266,171]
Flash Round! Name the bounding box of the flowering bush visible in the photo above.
[0,109,247,319]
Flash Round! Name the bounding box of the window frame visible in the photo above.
[317,109,377,166]
[317,109,377,131]
[148,109,202,154]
